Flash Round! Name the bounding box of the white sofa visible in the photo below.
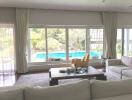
[28,59,105,72]
[1,79,132,100]
[106,56,132,80]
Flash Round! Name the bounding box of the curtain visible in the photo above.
[0,24,16,86]
[0,24,15,74]
[102,12,117,59]
[15,8,30,73]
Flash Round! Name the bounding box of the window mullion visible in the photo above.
[86,28,90,54]
[27,29,31,62]
[124,29,129,56]
[66,28,69,62]
[122,28,124,56]
[45,28,48,62]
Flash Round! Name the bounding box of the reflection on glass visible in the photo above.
[29,28,46,62]
[124,29,132,56]
[116,29,122,59]
[69,29,86,60]
[47,28,66,61]
[90,29,103,59]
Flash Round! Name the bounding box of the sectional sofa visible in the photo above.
[1,79,132,100]
[106,56,132,80]
[28,59,105,72]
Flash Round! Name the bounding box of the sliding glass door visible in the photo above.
[124,29,132,56]
[0,24,15,74]
[68,29,86,60]
[27,26,104,63]
[47,28,66,61]
[89,29,103,59]
[29,28,46,62]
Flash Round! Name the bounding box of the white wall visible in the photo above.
[29,9,102,25]
[117,13,132,26]
[0,7,15,24]
[1,7,132,26]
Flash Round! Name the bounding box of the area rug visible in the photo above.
[15,73,81,87]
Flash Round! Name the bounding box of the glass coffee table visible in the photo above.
[49,66,106,86]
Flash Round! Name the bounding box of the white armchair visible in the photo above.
[106,56,132,80]
[106,59,122,66]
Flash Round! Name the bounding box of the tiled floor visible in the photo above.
[0,73,16,87]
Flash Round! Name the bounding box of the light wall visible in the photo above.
[30,9,102,25]
[117,13,132,26]
[0,8,15,24]
[1,7,132,26]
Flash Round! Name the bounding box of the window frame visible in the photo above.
[117,26,132,58]
[124,28,132,56]
[116,28,124,59]
[0,24,15,73]
[89,28,104,59]
[27,25,104,64]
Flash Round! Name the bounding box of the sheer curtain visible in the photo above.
[0,24,15,73]
[15,8,30,73]
[102,12,117,59]
[0,24,15,86]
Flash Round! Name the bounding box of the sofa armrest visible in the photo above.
[121,67,132,71]
[106,59,122,67]
[121,67,132,79]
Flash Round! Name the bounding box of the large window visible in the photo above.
[90,29,103,59]
[69,29,86,60]
[116,28,132,58]
[116,29,122,59]
[124,29,132,56]
[29,28,46,62]
[28,26,104,63]
[0,24,15,72]
[47,28,66,61]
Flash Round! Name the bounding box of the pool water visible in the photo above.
[36,51,102,59]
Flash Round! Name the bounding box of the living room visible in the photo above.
[1,0,132,100]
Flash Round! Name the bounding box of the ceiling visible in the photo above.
[1,0,132,12]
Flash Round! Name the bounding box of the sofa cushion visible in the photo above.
[91,79,132,99]
[25,79,90,100]
[121,56,132,67]
[106,71,121,80]
[94,94,132,100]
[122,69,132,77]
[0,86,24,100]
[108,65,128,74]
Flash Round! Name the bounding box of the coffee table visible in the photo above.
[49,66,106,86]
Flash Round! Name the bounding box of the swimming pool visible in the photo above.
[35,51,102,59]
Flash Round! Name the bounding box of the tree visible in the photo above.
[30,28,45,50]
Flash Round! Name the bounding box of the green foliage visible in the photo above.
[116,43,122,55]
[69,29,86,50]
[47,29,65,51]
[30,28,66,51]
[92,45,103,52]
[47,28,65,44]
[0,28,14,57]
[128,51,132,56]
[30,28,45,50]
[48,38,62,51]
